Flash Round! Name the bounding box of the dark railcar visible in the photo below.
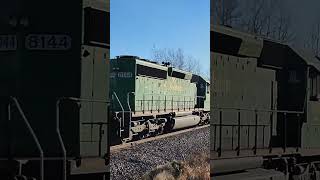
[211,25,320,179]
[0,0,110,179]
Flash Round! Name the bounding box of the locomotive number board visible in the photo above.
[0,35,17,51]
[0,34,72,51]
[110,72,133,78]
[25,34,72,50]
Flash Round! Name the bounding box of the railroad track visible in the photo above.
[110,124,210,153]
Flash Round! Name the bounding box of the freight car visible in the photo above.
[0,1,110,180]
[110,55,210,144]
[211,25,320,179]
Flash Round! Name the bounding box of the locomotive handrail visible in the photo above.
[142,93,195,98]
[196,96,206,98]
[127,92,134,140]
[56,98,69,180]
[127,92,134,114]
[112,92,125,133]
[56,97,110,180]
[135,94,198,113]
[211,107,304,114]
[213,107,304,157]
[63,97,111,104]
[9,97,44,180]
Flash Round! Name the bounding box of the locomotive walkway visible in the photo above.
[110,124,209,152]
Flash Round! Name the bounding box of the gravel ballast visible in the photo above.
[110,126,210,180]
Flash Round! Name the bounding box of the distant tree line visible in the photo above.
[151,46,209,80]
[212,0,320,57]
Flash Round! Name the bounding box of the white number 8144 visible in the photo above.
[25,34,71,50]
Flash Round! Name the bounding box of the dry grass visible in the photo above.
[142,153,210,180]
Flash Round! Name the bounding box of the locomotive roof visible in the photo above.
[113,55,211,80]
[212,25,320,73]
[169,67,192,76]
[211,25,263,58]
[290,47,320,72]
[136,59,168,71]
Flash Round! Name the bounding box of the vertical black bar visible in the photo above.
[254,111,258,154]
[142,95,145,113]
[262,125,265,149]
[164,96,166,112]
[247,126,250,149]
[218,110,222,157]
[237,111,240,156]
[171,96,173,112]
[214,124,217,151]
[269,112,273,153]
[284,113,287,153]
[158,96,160,113]
[197,97,199,110]
[98,124,103,156]
[296,114,300,152]
[7,102,12,159]
[231,125,234,150]
[151,95,153,113]
[270,81,274,153]
[177,98,179,111]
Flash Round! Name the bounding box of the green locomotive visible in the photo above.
[110,55,210,143]
[0,0,110,180]
[211,25,320,179]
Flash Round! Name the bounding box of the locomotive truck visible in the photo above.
[0,0,110,180]
[211,25,320,179]
[110,55,210,144]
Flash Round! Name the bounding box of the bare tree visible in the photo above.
[305,21,320,56]
[151,47,186,69]
[151,47,204,76]
[241,0,267,34]
[203,69,210,81]
[274,7,296,43]
[185,56,201,75]
[212,0,240,26]
[235,0,295,43]
[185,56,196,72]
[152,46,170,64]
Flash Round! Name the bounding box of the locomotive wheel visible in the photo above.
[140,134,147,139]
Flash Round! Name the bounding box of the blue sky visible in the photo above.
[110,0,210,73]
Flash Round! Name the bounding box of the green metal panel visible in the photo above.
[211,52,276,150]
[79,46,109,157]
[204,83,210,111]
[110,58,136,111]
[302,101,320,148]
[134,76,197,113]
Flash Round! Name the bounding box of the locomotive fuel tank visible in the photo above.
[172,115,201,130]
